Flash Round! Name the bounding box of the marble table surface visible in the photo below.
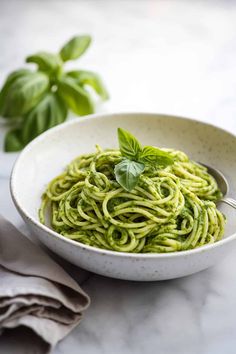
[1,1,236,353]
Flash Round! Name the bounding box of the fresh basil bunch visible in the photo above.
[114,128,174,191]
[0,35,109,152]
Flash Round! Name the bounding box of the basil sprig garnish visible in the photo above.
[139,145,174,166]
[0,35,109,152]
[114,128,174,192]
[117,126,142,160]
[114,159,145,192]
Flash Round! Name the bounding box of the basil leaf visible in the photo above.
[139,146,174,167]
[21,93,68,145]
[57,76,94,115]
[117,128,142,160]
[4,128,24,152]
[114,159,145,192]
[66,70,109,100]
[0,72,49,118]
[0,69,32,117]
[59,35,91,62]
[26,52,62,75]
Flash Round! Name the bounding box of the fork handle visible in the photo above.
[221,197,236,210]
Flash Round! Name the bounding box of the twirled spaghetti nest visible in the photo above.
[39,147,225,253]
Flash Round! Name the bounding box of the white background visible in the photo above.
[1,1,236,353]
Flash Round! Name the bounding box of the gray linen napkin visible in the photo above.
[0,215,90,353]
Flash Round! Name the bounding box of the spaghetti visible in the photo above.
[39,146,225,253]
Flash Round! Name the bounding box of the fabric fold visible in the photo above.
[0,215,90,353]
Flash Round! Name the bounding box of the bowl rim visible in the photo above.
[10,111,236,259]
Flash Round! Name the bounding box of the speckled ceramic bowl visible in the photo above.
[10,113,236,281]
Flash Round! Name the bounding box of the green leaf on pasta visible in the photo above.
[117,128,142,160]
[114,158,145,192]
[139,146,174,168]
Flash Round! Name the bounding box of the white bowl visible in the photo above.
[10,113,236,281]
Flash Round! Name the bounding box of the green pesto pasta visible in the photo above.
[39,146,225,253]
